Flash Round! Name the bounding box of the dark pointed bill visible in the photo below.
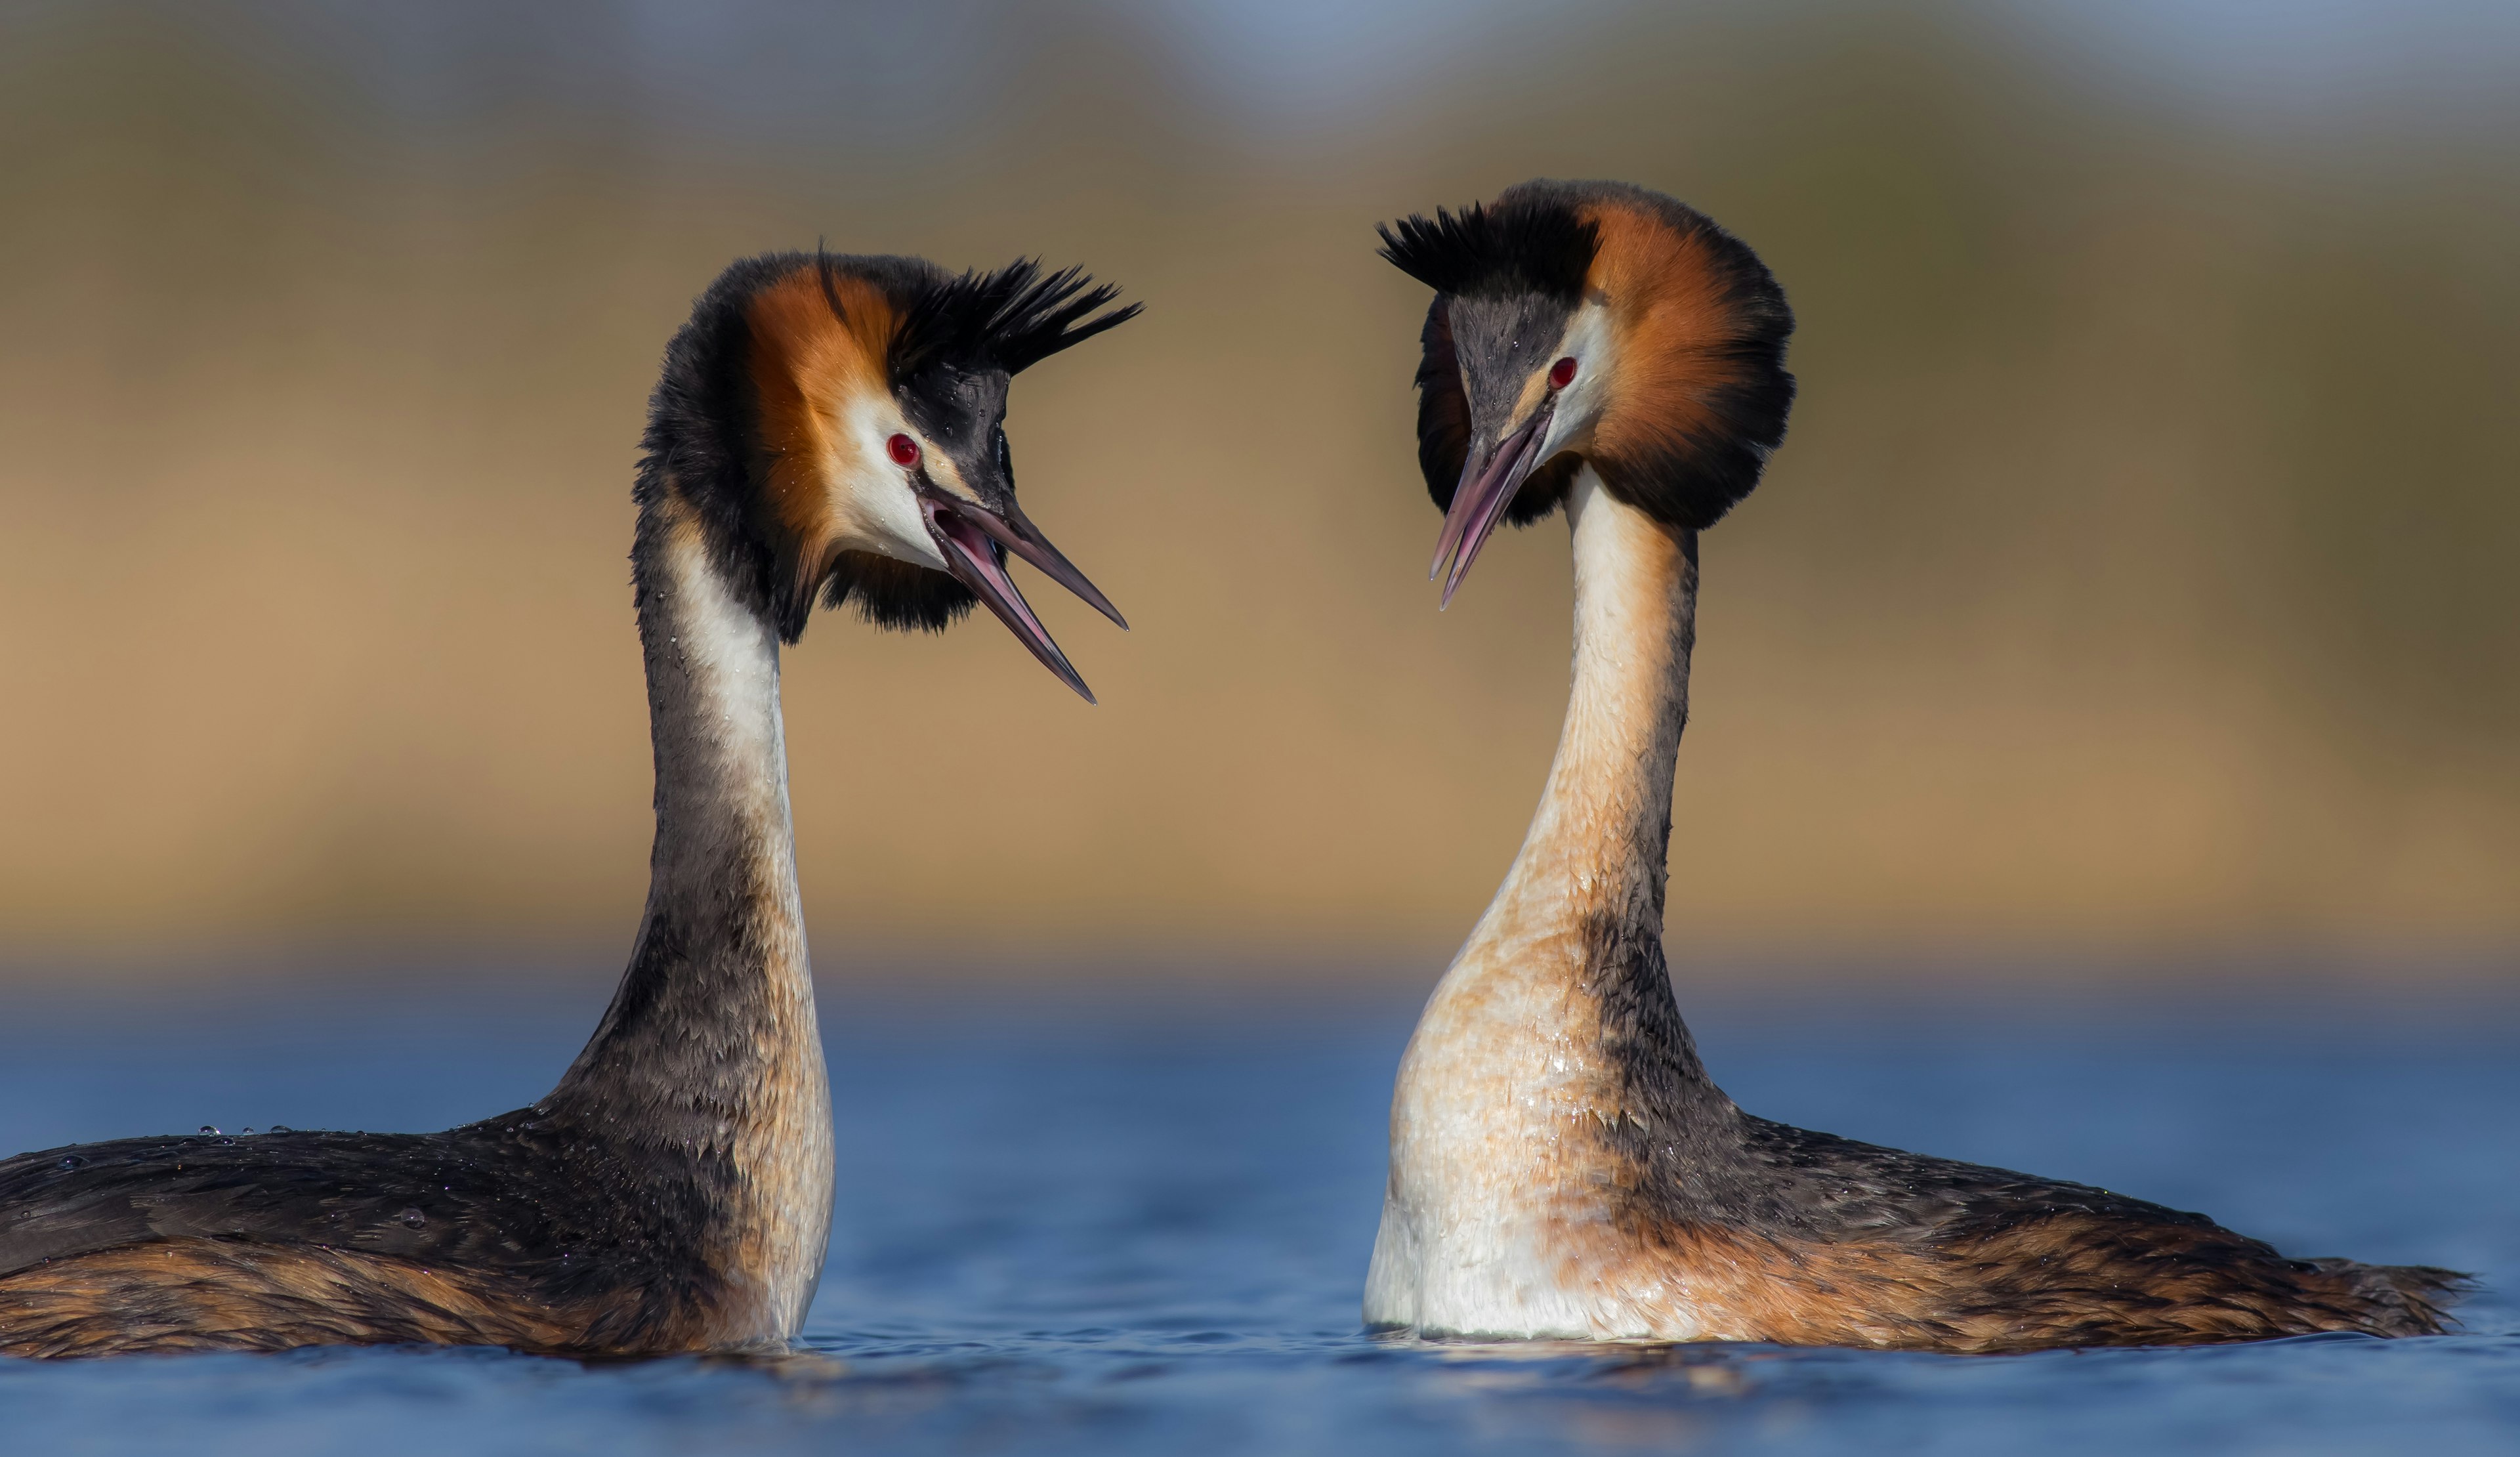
[917,489,1114,702]
[1429,400,1553,608]
[950,495,1127,631]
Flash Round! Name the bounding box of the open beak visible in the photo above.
[915,483,1125,703]
[1429,397,1556,608]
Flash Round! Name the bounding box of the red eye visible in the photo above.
[1548,356,1579,389]
[887,433,920,467]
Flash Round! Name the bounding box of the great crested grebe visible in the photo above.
[1360,179,2466,1351]
[0,250,1138,1359]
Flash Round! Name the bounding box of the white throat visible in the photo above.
[651,524,793,858]
[1364,468,1700,1340]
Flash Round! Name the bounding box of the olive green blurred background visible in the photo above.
[1,1,2514,985]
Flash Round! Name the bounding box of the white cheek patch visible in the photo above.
[827,394,949,572]
[1533,303,1617,463]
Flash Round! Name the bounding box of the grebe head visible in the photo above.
[1377,180,1797,603]
[652,249,1140,699]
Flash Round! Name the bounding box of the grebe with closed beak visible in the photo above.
[1361,179,2464,1351]
[0,249,1138,1358]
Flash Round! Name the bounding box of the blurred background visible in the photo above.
[0,0,2513,993]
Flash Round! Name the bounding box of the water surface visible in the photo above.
[0,977,2511,1455]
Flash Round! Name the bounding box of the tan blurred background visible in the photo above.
[1,1,2514,986]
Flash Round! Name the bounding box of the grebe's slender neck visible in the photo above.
[1368,469,1725,1336]
[543,496,834,1343]
[1452,469,1710,1087]
[1507,477,1688,942]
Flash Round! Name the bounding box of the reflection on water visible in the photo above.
[0,979,2511,1456]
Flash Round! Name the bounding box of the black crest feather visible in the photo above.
[1377,201,1598,302]
[889,260,1141,381]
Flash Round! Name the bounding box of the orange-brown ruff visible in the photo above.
[0,249,1136,1358]
[1362,179,2466,1353]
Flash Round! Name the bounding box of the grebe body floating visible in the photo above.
[0,251,1137,1358]
[1363,180,2464,1351]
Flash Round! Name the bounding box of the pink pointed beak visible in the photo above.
[915,484,1124,703]
[1428,399,1555,608]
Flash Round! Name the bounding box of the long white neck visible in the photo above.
[1367,471,1722,1337]
[1503,475,1690,950]
[545,503,834,1347]
[1449,471,1700,1002]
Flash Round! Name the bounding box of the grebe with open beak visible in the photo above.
[0,250,1137,1357]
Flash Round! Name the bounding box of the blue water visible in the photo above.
[0,977,2513,1456]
